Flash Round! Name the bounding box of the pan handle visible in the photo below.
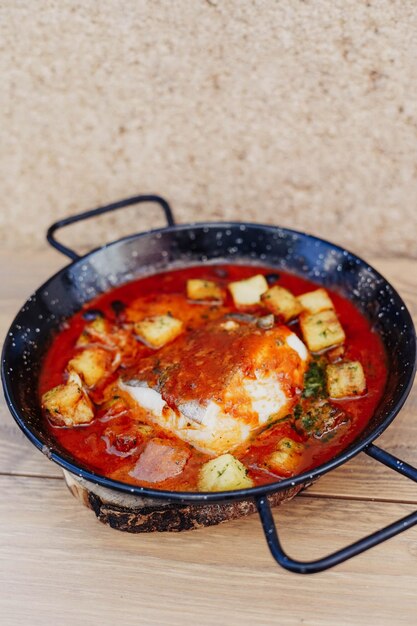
[46,194,175,260]
[255,443,417,574]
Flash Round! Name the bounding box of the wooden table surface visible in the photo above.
[1,250,416,626]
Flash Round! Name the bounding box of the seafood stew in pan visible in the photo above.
[39,264,387,492]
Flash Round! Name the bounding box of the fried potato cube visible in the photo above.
[42,372,94,427]
[327,361,366,398]
[266,438,304,474]
[68,347,113,387]
[261,285,303,321]
[85,317,108,333]
[134,315,183,349]
[228,274,269,307]
[77,317,110,346]
[297,288,334,314]
[198,453,254,491]
[99,394,129,421]
[299,309,346,352]
[186,279,223,302]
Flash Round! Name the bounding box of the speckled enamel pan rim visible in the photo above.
[2,221,416,504]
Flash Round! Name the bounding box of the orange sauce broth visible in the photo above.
[39,264,387,491]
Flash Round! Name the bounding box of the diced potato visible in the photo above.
[297,288,335,314]
[261,285,303,321]
[85,317,108,333]
[327,361,366,398]
[198,453,254,491]
[134,314,183,349]
[228,274,269,307]
[42,372,94,427]
[299,309,346,352]
[186,279,223,302]
[266,437,304,474]
[68,347,113,387]
[99,394,129,420]
[77,317,110,346]
[77,319,137,363]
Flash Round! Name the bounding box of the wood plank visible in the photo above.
[0,253,416,504]
[0,474,416,626]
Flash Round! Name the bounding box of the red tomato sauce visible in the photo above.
[39,264,388,491]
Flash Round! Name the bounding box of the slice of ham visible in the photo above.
[129,438,190,483]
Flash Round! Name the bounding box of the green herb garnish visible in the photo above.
[302,360,326,399]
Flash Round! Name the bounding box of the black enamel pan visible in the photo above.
[2,195,416,573]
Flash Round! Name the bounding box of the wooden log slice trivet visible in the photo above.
[63,470,310,533]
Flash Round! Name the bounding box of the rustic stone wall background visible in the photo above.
[1,0,417,257]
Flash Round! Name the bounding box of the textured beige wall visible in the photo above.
[1,0,417,257]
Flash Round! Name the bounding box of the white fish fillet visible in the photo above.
[120,331,308,455]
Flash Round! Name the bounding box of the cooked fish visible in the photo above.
[120,319,309,455]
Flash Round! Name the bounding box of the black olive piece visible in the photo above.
[111,300,126,316]
[265,272,280,285]
[213,267,228,278]
[82,308,104,321]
